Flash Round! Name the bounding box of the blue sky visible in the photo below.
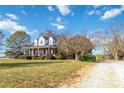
[0,5,124,55]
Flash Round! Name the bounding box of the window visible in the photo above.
[40,39,43,44]
[39,37,45,46]
[49,37,53,45]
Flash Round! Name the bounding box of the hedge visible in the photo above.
[79,54,96,62]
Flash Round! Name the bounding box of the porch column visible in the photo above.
[48,47,50,54]
[51,49,53,54]
[29,49,31,55]
[46,50,48,55]
[38,48,40,56]
[32,49,34,56]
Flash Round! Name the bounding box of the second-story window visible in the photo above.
[49,37,53,45]
[40,39,43,44]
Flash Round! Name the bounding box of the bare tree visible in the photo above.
[89,29,103,48]
[57,33,93,60]
[39,29,57,38]
[57,33,71,56]
[101,22,124,60]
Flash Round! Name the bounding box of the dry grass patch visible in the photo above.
[0,58,95,88]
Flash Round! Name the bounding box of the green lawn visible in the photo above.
[0,58,94,88]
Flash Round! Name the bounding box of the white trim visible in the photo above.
[39,36,45,46]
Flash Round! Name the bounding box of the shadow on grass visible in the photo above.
[0,61,63,69]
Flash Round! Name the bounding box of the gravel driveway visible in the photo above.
[77,61,124,88]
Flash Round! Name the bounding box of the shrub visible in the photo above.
[14,54,17,59]
[79,54,96,62]
[45,54,58,60]
[54,53,67,59]
[18,55,26,59]
[36,55,46,60]
[26,55,32,60]
[54,53,63,59]
[45,54,52,60]
[50,55,56,60]
[18,54,32,60]
[32,55,39,59]
[14,52,24,59]
[5,50,16,58]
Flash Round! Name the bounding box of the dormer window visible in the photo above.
[40,39,43,44]
[39,36,45,46]
[49,37,53,45]
[34,39,37,46]
[34,36,56,46]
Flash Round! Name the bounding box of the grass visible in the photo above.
[0,58,94,88]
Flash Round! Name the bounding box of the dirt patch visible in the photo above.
[59,64,95,88]
[76,62,124,88]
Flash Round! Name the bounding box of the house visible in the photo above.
[23,34,57,56]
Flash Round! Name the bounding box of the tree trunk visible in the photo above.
[115,51,118,60]
[75,53,78,60]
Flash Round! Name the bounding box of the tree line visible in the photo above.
[1,30,93,60]
[0,22,124,61]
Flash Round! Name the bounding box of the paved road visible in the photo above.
[78,62,124,88]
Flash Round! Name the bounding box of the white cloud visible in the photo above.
[100,6,124,20]
[56,17,62,23]
[0,19,26,34]
[88,10,95,15]
[48,6,54,11]
[5,13,18,20]
[22,10,27,15]
[51,23,65,30]
[55,17,68,25]
[34,29,37,33]
[95,10,101,15]
[102,6,109,11]
[27,31,33,35]
[27,29,37,35]
[56,5,71,15]
[88,10,101,15]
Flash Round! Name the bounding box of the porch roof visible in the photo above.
[22,45,57,50]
